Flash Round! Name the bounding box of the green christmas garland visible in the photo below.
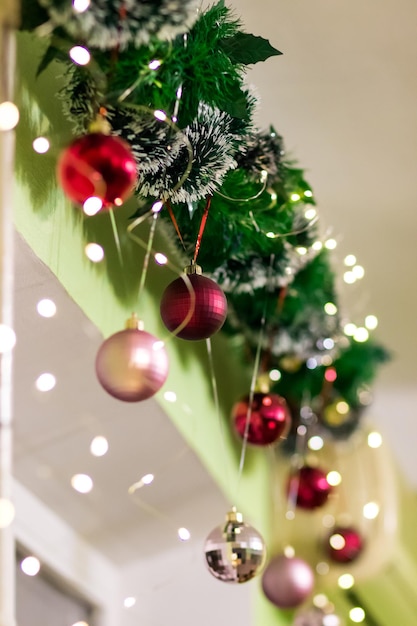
[18,0,389,439]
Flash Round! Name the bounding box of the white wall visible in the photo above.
[14,481,255,626]
[14,481,122,626]
[120,540,253,626]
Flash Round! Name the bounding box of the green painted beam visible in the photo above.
[13,30,417,626]
[14,31,291,626]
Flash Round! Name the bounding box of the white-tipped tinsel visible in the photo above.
[236,127,285,182]
[136,102,240,204]
[41,0,199,50]
[59,65,104,135]
[110,106,184,180]
[209,211,320,295]
[226,303,340,362]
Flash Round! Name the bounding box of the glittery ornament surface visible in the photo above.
[204,510,266,584]
[232,392,291,446]
[57,133,137,207]
[287,465,332,510]
[95,328,168,402]
[262,555,314,609]
[45,0,199,50]
[160,273,227,340]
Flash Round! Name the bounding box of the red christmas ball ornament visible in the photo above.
[287,465,332,510]
[326,526,364,563]
[57,132,137,208]
[232,392,291,446]
[160,264,227,341]
[95,315,169,402]
[262,554,314,609]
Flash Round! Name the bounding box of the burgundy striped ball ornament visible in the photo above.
[160,264,227,341]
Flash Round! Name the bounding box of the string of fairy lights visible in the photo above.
[1,2,392,625]
[6,220,385,626]
[1,110,385,624]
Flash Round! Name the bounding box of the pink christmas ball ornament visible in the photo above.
[96,318,169,402]
[262,554,315,609]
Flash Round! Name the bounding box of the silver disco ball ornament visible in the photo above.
[204,508,266,583]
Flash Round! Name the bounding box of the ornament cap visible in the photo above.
[226,507,243,524]
[88,113,112,135]
[254,373,271,393]
[125,313,144,330]
[184,262,202,275]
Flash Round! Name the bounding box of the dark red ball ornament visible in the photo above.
[326,526,364,563]
[287,465,332,510]
[57,132,137,208]
[160,264,227,341]
[232,392,291,446]
[262,555,314,609]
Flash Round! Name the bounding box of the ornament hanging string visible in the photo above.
[116,102,194,301]
[136,210,159,307]
[285,421,308,521]
[236,254,275,498]
[165,198,186,251]
[127,206,197,340]
[108,208,124,268]
[205,337,231,495]
[277,286,287,313]
[121,105,194,323]
[163,194,212,264]
[193,195,211,263]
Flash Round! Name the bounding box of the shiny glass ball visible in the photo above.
[326,526,364,563]
[204,510,266,583]
[95,328,169,402]
[57,132,137,208]
[160,273,227,341]
[232,392,291,446]
[287,465,332,510]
